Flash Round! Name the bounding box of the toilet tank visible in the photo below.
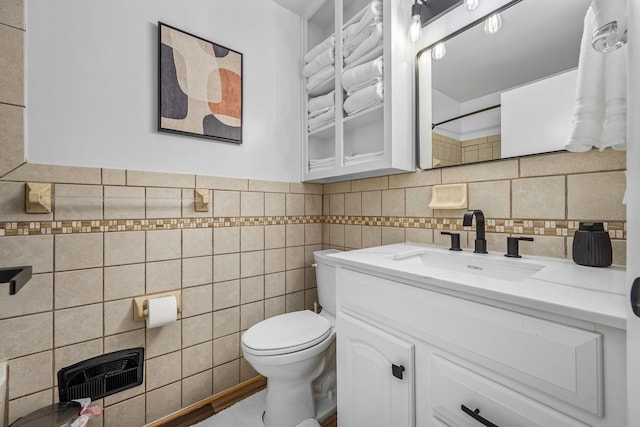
[313,249,341,316]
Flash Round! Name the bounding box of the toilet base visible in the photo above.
[260,389,336,427]
[314,388,337,422]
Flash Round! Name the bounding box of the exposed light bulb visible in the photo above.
[409,14,422,42]
[431,42,446,60]
[484,12,503,35]
[409,1,422,42]
[464,0,479,11]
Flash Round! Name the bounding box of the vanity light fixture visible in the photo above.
[484,12,503,34]
[409,0,424,42]
[408,0,463,42]
[431,42,446,60]
[463,0,479,11]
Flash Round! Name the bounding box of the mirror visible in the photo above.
[416,0,591,169]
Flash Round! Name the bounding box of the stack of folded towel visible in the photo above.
[305,36,336,131]
[344,150,384,166]
[341,1,384,116]
[309,156,336,171]
[305,35,335,97]
[343,1,383,67]
[342,55,384,115]
[308,90,335,132]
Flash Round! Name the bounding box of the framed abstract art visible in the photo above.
[158,22,243,143]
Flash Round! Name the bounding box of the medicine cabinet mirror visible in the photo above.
[416,0,591,169]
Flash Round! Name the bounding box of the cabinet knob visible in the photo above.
[391,364,405,380]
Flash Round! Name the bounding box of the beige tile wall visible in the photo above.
[323,149,627,265]
[461,134,501,164]
[431,133,501,167]
[0,0,25,177]
[432,133,461,167]
[0,151,627,425]
[0,166,323,426]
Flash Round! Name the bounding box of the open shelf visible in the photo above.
[309,121,337,138]
[344,103,383,129]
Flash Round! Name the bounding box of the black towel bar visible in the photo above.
[0,266,32,295]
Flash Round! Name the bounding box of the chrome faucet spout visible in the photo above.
[463,209,487,254]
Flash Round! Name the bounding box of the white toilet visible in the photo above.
[241,249,340,427]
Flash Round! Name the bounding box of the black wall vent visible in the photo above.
[57,348,144,401]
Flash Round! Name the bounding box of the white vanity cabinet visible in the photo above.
[302,0,414,182]
[336,267,626,427]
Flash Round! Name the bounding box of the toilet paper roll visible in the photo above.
[146,296,177,329]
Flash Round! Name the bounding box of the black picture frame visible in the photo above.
[158,22,243,143]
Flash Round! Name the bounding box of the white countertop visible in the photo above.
[328,243,628,330]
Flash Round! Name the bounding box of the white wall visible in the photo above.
[460,92,501,140]
[26,0,303,182]
[432,89,500,141]
[501,69,577,158]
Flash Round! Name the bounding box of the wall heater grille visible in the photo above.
[57,348,144,402]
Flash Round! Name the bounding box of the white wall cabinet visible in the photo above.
[336,267,626,427]
[302,0,415,182]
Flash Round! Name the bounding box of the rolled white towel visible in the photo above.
[309,105,333,120]
[343,22,377,57]
[309,90,335,112]
[347,77,382,96]
[344,23,383,65]
[304,35,335,63]
[308,106,335,131]
[306,65,335,92]
[303,48,335,77]
[342,56,383,92]
[600,44,627,150]
[565,6,605,153]
[344,81,383,115]
[344,1,383,41]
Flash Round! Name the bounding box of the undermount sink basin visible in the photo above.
[391,249,544,282]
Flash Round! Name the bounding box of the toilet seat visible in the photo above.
[242,311,331,356]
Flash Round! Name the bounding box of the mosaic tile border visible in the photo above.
[0,216,626,240]
[0,216,323,237]
[325,216,627,240]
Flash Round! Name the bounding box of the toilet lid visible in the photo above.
[242,311,331,355]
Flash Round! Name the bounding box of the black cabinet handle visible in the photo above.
[461,404,499,427]
[391,364,405,380]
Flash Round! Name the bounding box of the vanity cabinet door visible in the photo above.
[337,313,415,427]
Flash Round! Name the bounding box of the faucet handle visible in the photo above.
[441,231,462,251]
[505,236,534,258]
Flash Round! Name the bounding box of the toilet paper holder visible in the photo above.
[132,290,182,322]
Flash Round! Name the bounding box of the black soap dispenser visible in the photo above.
[572,222,612,267]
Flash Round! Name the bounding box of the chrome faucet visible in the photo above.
[463,209,487,254]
